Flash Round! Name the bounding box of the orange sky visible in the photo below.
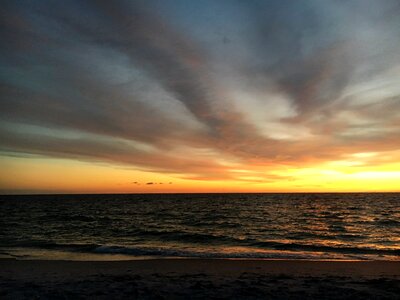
[1,154,399,194]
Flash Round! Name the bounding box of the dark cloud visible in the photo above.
[72,0,217,125]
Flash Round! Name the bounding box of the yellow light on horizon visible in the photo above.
[1,154,400,194]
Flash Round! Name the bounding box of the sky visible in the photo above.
[1,0,400,194]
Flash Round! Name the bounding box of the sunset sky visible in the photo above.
[1,0,400,194]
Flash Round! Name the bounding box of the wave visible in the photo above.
[1,243,316,259]
[2,240,399,259]
[91,245,319,259]
[252,241,400,256]
[1,241,101,251]
[90,244,399,259]
[130,229,252,244]
[3,233,400,257]
[375,219,400,226]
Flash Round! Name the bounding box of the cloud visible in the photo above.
[134,181,171,186]
[1,0,400,182]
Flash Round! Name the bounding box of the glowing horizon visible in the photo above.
[1,0,400,194]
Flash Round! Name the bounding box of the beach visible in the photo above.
[1,259,399,299]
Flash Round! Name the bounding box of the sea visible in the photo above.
[1,193,399,261]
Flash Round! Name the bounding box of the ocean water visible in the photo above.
[1,193,399,261]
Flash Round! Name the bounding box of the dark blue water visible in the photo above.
[1,193,399,260]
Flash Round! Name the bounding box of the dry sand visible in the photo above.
[1,258,399,299]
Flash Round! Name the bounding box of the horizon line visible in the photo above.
[1,191,400,197]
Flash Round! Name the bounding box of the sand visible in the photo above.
[1,259,399,299]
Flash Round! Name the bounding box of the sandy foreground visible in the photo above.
[1,259,399,299]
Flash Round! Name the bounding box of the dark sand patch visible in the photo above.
[1,259,399,299]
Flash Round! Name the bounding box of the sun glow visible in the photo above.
[1,153,399,194]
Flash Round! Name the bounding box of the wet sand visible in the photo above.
[1,259,399,299]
